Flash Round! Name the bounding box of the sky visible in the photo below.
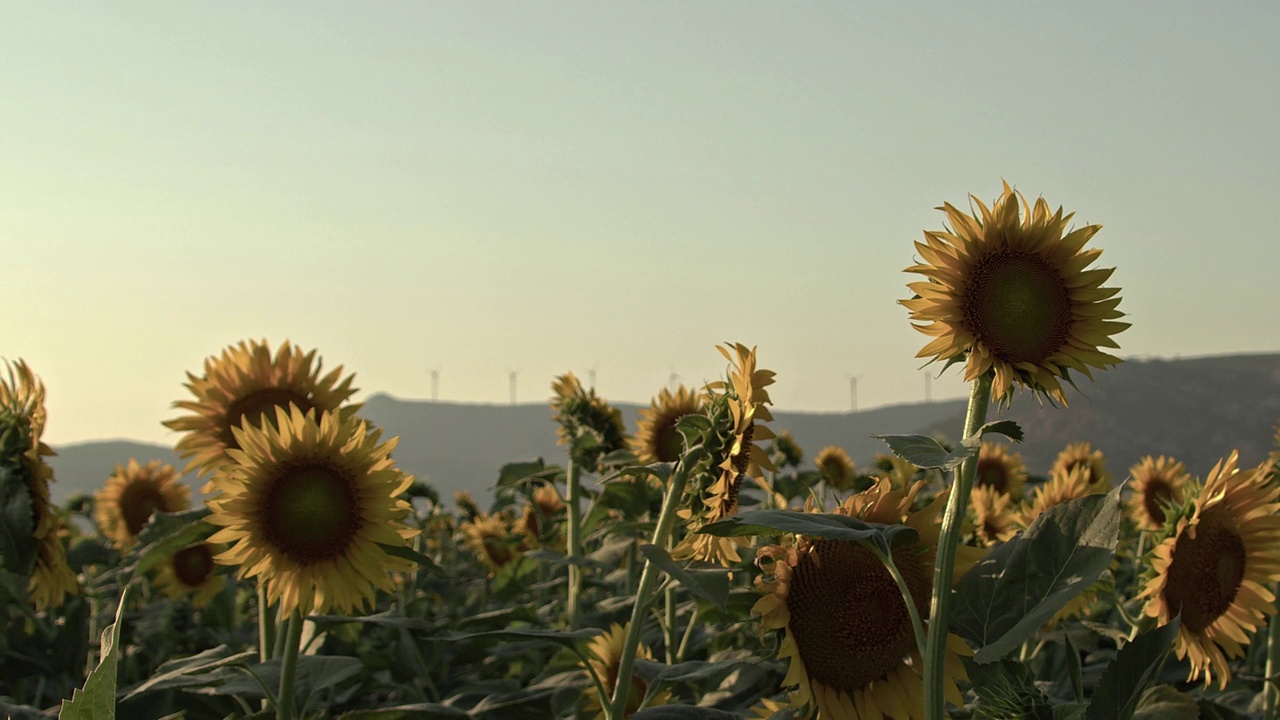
[3,2,1278,446]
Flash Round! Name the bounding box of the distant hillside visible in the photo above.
[42,353,1280,506]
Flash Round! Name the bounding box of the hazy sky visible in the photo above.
[4,2,1278,445]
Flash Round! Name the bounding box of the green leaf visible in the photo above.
[872,434,976,471]
[441,627,604,652]
[632,658,753,684]
[336,705,470,719]
[632,708,741,719]
[0,463,37,574]
[376,542,441,573]
[1065,632,1084,704]
[1085,618,1181,720]
[123,508,214,576]
[637,543,729,610]
[698,509,918,555]
[306,610,435,633]
[496,459,549,489]
[1132,685,1198,720]
[966,419,1024,445]
[59,583,134,719]
[120,645,257,701]
[953,489,1122,663]
[967,658,1055,720]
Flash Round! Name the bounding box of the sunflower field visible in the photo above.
[4,183,1280,720]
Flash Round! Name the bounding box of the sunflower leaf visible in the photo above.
[698,509,917,554]
[335,704,470,719]
[440,627,604,652]
[1085,618,1181,720]
[637,543,729,609]
[632,708,741,719]
[123,508,213,576]
[964,419,1025,445]
[119,644,257,701]
[0,463,37,575]
[495,458,550,489]
[953,488,1122,663]
[966,658,1055,720]
[58,583,133,720]
[1131,685,1199,720]
[872,434,975,471]
[376,542,441,573]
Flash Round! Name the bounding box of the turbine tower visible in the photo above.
[667,365,681,391]
[924,370,933,403]
[588,362,598,391]
[430,365,440,402]
[509,370,519,405]
[846,373,864,413]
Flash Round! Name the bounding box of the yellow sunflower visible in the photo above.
[1050,442,1111,493]
[461,512,523,576]
[632,385,704,464]
[772,430,805,469]
[974,441,1028,499]
[872,453,920,489]
[550,372,629,470]
[901,181,1128,405]
[454,490,481,522]
[1127,456,1189,532]
[164,339,359,487]
[674,342,775,566]
[1138,452,1280,688]
[582,623,671,718]
[516,483,565,550]
[153,542,226,608]
[1,360,77,610]
[206,405,418,617]
[815,446,857,491]
[94,458,191,548]
[748,697,793,719]
[969,484,1019,546]
[752,478,983,719]
[1018,465,1102,529]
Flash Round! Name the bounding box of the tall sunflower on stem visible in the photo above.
[95,458,191,549]
[900,182,1126,719]
[632,385,704,465]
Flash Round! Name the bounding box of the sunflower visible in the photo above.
[1127,456,1189,532]
[1050,442,1111,493]
[772,430,805,469]
[969,484,1019,546]
[1137,453,1280,688]
[901,181,1128,406]
[550,372,629,471]
[205,405,418,617]
[582,623,671,718]
[632,385,704,464]
[94,458,191,548]
[815,446,857,492]
[1018,465,1102,529]
[454,490,481,522]
[164,339,359,488]
[516,483,565,549]
[1,360,78,610]
[153,542,226,607]
[749,697,793,719]
[974,441,1028,498]
[872,453,920,489]
[752,478,983,718]
[461,512,523,576]
[674,343,775,566]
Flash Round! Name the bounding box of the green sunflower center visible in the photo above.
[120,480,165,537]
[261,462,361,565]
[172,544,216,587]
[962,250,1073,365]
[221,389,316,450]
[785,538,932,692]
[1163,509,1248,632]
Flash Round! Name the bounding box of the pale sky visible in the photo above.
[4,2,1278,445]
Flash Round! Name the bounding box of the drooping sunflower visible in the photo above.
[153,542,226,608]
[1050,442,1110,493]
[969,484,1020,546]
[1127,456,1190,532]
[632,385,704,465]
[674,342,775,566]
[516,483,565,549]
[901,181,1128,406]
[461,511,523,576]
[582,623,671,718]
[551,372,630,471]
[974,441,1028,499]
[772,430,805,469]
[206,405,418,617]
[1137,453,1280,688]
[814,446,857,492]
[454,490,481,522]
[94,459,191,548]
[752,478,983,718]
[0,360,78,610]
[164,339,359,487]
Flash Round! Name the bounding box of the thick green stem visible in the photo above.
[1265,583,1280,719]
[275,610,305,720]
[258,583,275,663]
[876,545,926,661]
[924,373,992,720]
[565,459,583,628]
[663,576,677,664]
[607,459,693,720]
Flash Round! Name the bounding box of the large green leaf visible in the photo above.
[59,584,133,719]
[496,459,551,489]
[1085,618,1181,720]
[441,627,604,652]
[1132,686,1198,720]
[871,434,973,471]
[336,705,470,719]
[632,708,741,719]
[637,543,729,610]
[952,489,1122,663]
[120,645,257,701]
[122,508,214,576]
[0,463,36,574]
[967,658,1054,720]
[377,542,441,573]
[698,509,917,555]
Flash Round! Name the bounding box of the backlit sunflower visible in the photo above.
[583,623,671,718]
[1127,456,1189,532]
[1050,442,1110,493]
[674,343,775,566]
[752,478,983,719]
[94,458,191,548]
[901,181,1128,406]
[1018,465,1102,529]
[551,372,630,471]
[1137,452,1280,688]
[975,441,1027,498]
[815,446,857,492]
[772,431,805,469]
[153,542,226,608]
[632,385,704,464]
[206,405,418,617]
[461,512,522,576]
[164,339,359,487]
[970,484,1019,546]
[873,453,920,489]
[1,360,77,610]
[516,483,565,549]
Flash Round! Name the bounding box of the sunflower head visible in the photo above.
[1018,465,1104,529]
[969,484,1020,546]
[94,459,191,548]
[1051,442,1111,493]
[1126,455,1190,532]
[515,483,565,549]
[461,512,523,576]
[814,446,857,491]
[206,405,418,617]
[550,372,630,471]
[453,490,481,522]
[153,542,226,608]
[751,478,983,718]
[771,430,804,469]
[872,453,921,489]
[1137,453,1280,688]
[901,181,1128,406]
[164,339,360,484]
[582,623,671,718]
[975,441,1028,498]
[632,385,704,464]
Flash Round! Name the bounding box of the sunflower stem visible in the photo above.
[275,609,305,720]
[1265,583,1280,719]
[257,583,275,664]
[663,573,677,665]
[607,454,694,720]
[924,372,992,720]
[566,459,583,629]
[875,543,927,662]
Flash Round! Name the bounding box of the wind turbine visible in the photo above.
[845,373,864,413]
[588,362,598,391]
[508,369,519,405]
[924,370,933,403]
[667,365,681,391]
[430,364,441,402]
